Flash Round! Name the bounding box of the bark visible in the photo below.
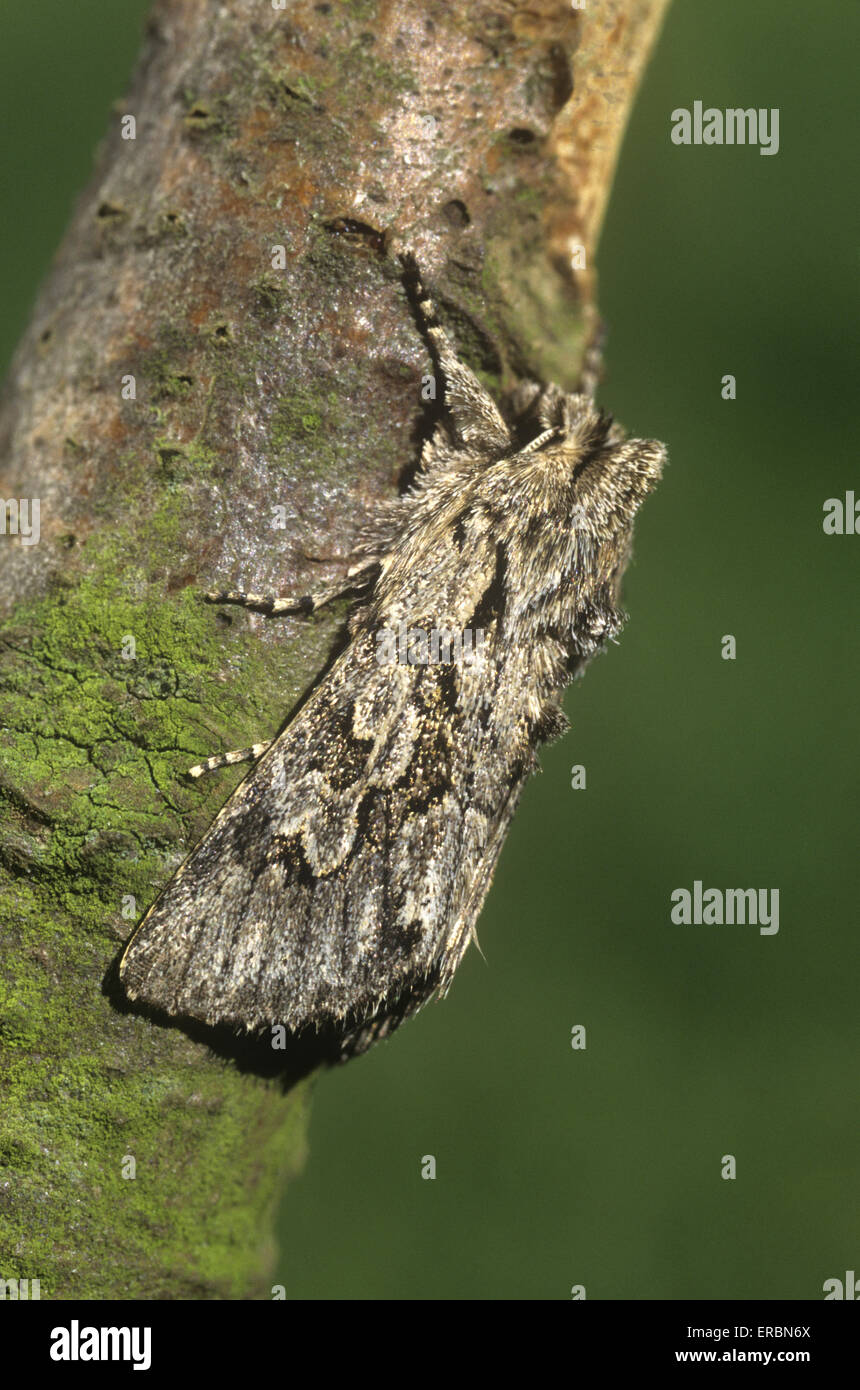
[0,0,670,1300]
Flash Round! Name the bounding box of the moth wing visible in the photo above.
[338,768,527,1056]
[120,627,534,1037]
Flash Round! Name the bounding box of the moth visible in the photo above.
[120,257,665,1055]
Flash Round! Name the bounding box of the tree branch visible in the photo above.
[0,0,669,1299]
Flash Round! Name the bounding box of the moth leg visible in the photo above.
[400,253,511,453]
[205,560,377,617]
[188,741,272,780]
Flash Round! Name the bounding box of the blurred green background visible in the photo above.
[2,0,857,1300]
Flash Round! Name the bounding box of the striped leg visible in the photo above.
[205,562,377,617]
[188,740,272,780]
[193,563,378,778]
[206,577,340,616]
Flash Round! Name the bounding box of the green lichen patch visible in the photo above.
[0,517,325,1296]
[181,93,235,141]
[266,380,363,481]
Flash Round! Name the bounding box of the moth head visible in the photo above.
[514,384,664,538]
[506,382,665,657]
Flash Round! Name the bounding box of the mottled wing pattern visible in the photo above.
[119,598,536,1038]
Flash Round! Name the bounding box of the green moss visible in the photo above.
[153,436,219,482]
[267,383,357,478]
[282,72,320,104]
[181,95,233,139]
[344,45,419,96]
[142,349,195,402]
[346,0,379,21]
[0,515,325,1296]
[251,273,287,322]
